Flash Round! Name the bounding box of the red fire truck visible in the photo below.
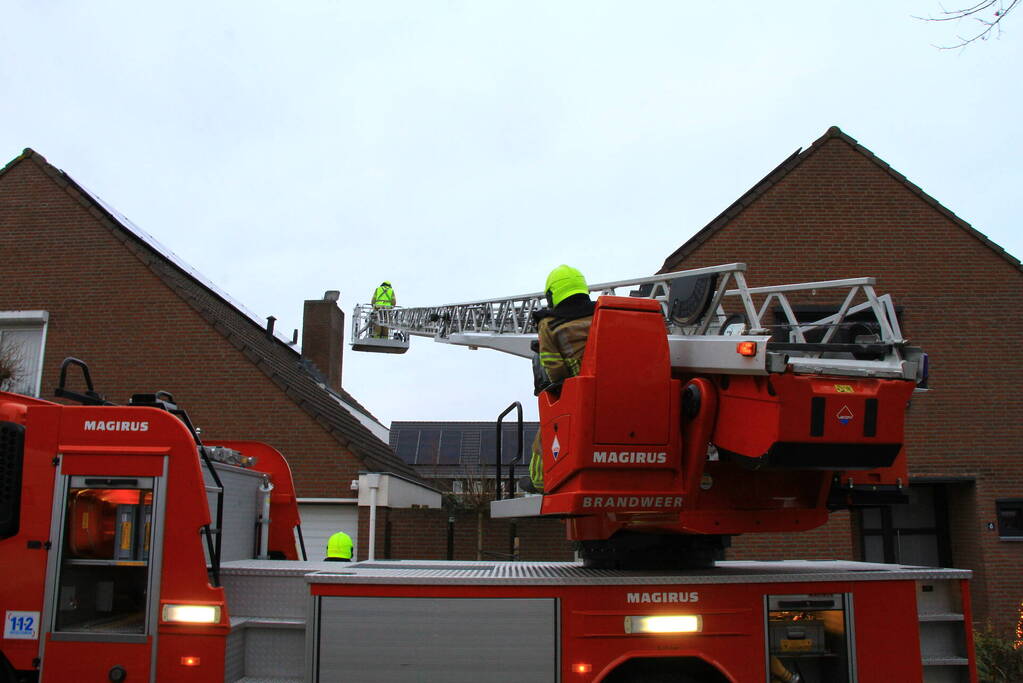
[1,264,975,682]
[0,359,306,682]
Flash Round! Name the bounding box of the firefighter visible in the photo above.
[325,530,354,562]
[522,265,595,494]
[372,280,396,338]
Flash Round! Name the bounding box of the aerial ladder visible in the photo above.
[351,262,928,567]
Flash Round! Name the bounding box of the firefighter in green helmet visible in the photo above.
[522,265,595,494]
[325,530,353,562]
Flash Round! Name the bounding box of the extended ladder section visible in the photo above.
[352,262,926,382]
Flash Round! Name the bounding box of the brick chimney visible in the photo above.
[302,290,345,392]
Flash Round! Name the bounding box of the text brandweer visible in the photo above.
[582,496,683,508]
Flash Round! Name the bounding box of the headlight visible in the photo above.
[624,614,702,634]
[162,604,222,624]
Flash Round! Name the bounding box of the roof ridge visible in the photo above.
[0,148,35,179]
[659,126,1022,274]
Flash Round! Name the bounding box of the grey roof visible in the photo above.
[659,126,1023,274]
[390,421,539,477]
[4,148,419,480]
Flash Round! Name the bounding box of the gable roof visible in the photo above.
[659,126,1022,274]
[2,148,420,480]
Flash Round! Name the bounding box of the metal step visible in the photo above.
[917,579,971,683]
[222,560,326,681]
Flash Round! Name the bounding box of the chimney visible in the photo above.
[302,290,345,392]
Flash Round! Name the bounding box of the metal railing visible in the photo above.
[351,263,925,381]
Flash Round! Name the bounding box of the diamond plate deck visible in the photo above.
[305,559,971,586]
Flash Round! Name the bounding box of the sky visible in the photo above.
[2,1,1020,428]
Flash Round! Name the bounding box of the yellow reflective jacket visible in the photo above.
[530,299,593,492]
[372,285,395,307]
[538,316,592,384]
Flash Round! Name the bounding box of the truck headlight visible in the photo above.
[624,614,702,634]
[162,604,222,624]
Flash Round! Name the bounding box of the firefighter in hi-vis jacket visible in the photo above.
[371,280,396,338]
[523,265,595,493]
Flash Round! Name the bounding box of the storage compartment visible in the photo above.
[313,595,558,682]
[766,593,853,683]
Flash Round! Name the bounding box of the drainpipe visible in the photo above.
[365,473,381,561]
[258,476,274,560]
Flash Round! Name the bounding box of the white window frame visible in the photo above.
[0,310,49,397]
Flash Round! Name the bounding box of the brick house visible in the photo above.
[0,149,440,562]
[659,126,1023,630]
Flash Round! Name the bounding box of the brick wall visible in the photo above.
[358,507,574,562]
[664,133,1023,629]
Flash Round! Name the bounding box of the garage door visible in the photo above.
[298,503,359,561]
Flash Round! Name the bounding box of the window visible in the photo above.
[0,311,48,397]
[55,477,155,635]
[996,499,1023,539]
[859,485,952,566]
[766,593,853,683]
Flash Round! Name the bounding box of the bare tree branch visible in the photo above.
[443,465,498,560]
[0,337,27,392]
[916,0,1019,48]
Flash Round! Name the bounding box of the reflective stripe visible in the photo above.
[373,286,395,307]
[529,430,544,492]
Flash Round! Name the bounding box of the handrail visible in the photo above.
[494,402,523,500]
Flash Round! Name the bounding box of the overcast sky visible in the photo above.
[2,1,1020,428]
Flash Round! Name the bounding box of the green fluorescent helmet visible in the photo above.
[544,265,588,307]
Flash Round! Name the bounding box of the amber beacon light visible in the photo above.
[736,341,757,357]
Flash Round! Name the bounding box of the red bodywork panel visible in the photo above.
[309,572,953,683]
[537,296,916,541]
[0,391,301,681]
[540,297,683,521]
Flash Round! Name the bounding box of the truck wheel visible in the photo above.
[609,674,701,683]
[602,656,725,682]
[0,655,25,683]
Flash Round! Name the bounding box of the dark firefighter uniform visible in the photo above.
[372,281,396,338]
[528,265,595,492]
